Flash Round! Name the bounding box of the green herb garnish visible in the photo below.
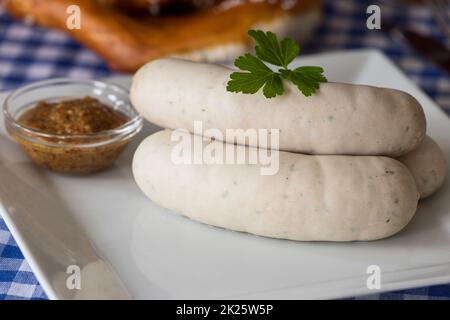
[227,30,327,98]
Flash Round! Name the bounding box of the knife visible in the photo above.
[384,23,450,74]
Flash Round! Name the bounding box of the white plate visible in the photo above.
[1,49,450,300]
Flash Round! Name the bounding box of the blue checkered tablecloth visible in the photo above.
[1,0,450,300]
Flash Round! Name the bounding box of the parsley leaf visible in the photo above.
[226,53,284,98]
[227,30,327,99]
[249,30,299,69]
[280,67,327,97]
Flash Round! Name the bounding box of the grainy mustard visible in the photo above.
[13,97,131,174]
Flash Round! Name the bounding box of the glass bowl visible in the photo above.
[3,78,143,174]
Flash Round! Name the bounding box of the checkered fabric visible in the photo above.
[0,0,449,300]
[0,220,46,299]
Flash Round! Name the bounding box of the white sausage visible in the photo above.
[130,58,426,156]
[397,135,447,199]
[133,130,419,241]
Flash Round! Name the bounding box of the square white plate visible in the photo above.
[1,49,450,300]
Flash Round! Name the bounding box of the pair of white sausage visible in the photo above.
[130,59,445,241]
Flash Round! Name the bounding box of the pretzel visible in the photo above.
[97,0,173,14]
[5,0,321,72]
